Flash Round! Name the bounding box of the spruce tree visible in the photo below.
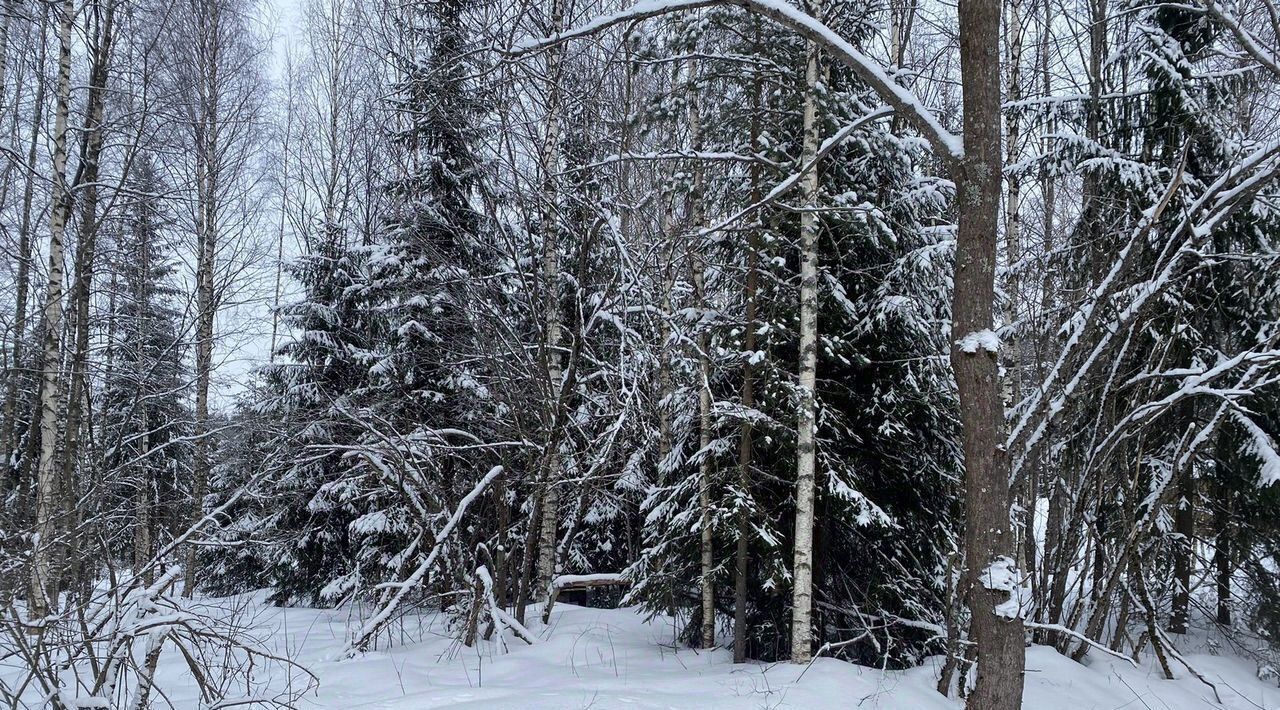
[101,158,191,580]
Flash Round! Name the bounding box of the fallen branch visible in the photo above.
[1154,625,1223,703]
[1023,621,1138,668]
[346,466,504,654]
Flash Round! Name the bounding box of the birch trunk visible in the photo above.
[61,0,116,595]
[133,455,153,585]
[1033,0,1060,623]
[693,259,715,648]
[534,0,566,601]
[790,0,824,663]
[30,0,76,620]
[270,67,295,361]
[688,61,715,651]
[0,0,14,124]
[185,0,222,596]
[1002,0,1034,591]
[186,164,216,597]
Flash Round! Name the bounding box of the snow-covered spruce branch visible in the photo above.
[503,0,962,163]
[345,465,505,655]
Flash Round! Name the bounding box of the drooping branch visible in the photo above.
[503,0,963,164]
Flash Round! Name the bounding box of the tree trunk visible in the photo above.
[133,458,153,585]
[687,60,716,651]
[0,1,13,123]
[60,0,117,596]
[1214,494,1230,626]
[956,0,1026,702]
[734,20,766,664]
[1003,0,1036,594]
[1032,0,1059,625]
[534,0,566,603]
[790,1,825,663]
[1170,468,1194,634]
[30,0,76,620]
[183,0,225,598]
[693,259,715,648]
[0,39,45,488]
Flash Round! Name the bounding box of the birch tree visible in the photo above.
[29,0,75,621]
[788,0,825,664]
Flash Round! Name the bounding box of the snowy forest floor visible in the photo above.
[118,592,1280,709]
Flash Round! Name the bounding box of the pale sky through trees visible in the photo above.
[208,0,306,409]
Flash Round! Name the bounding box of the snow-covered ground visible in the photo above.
[134,593,1280,709]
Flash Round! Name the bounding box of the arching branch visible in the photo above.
[504,0,963,164]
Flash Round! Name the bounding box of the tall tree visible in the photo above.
[29,0,76,620]
[954,0,1025,701]
[789,0,826,664]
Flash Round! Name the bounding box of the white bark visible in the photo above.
[535,0,566,601]
[790,1,824,664]
[185,0,223,597]
[30,0,76,620]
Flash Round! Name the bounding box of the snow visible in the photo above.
[1234,408,1280,486]
[552,573,628,588]
[957,328,1000,354]
[43,593,1280,709]
[977,556,1029,620]
[980,556,1018,593]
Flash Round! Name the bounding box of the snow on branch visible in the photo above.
[1203,0,1280,79]
[573,150,785,173]
[700,106,894,235]
[542,573,631,623]
[476,566,539,649]
[1022,622,1138,667]
[1231,409,1280,486]
[1006,148,1191,479]
[346,465,505,655]
[504,0,963,163]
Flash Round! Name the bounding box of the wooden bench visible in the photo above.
[542,573,629,623]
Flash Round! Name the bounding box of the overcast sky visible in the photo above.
[209,0,304,410]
